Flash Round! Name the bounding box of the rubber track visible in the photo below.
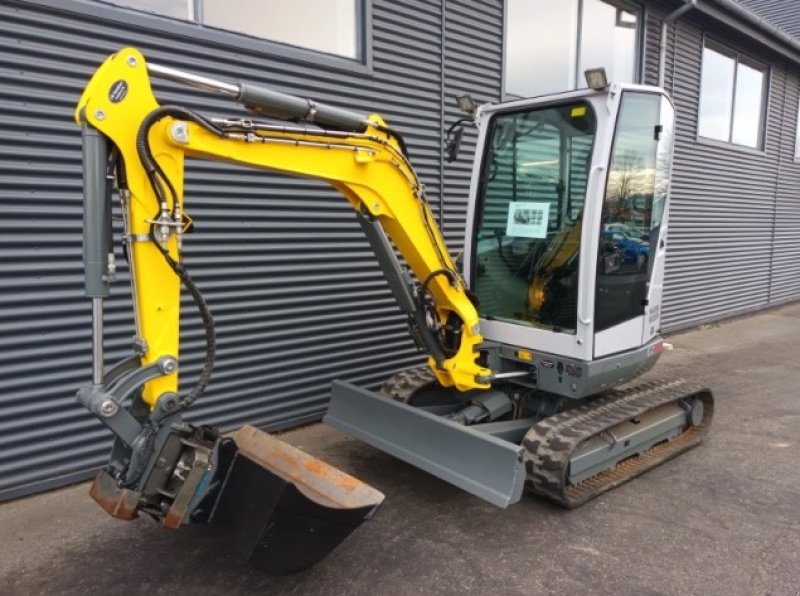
[522,378,714,508]
[379,366,436,403]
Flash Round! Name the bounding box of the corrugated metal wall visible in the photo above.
[660,7,800,330]
[3,0,800,501]
[441,1,503,250]
[0,0,504,501]
[770,69,800,304]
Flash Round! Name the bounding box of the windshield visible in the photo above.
[472,101,596,334]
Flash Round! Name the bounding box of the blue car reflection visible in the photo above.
[602,229,649,269]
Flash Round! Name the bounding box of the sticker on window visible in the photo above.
[506,201,550,238]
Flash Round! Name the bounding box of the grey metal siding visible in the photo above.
[0,0,496,500]
[660,11,799,330]
[770,68,800,304]
[3,0,800,501]
[442,1,504,250]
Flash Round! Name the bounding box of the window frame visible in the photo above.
[39,0,373,74]
[501,0,645,100]
[469,100,600,335]
[595,90,670,332]
[195,0,367,63]
[697,36,769,152]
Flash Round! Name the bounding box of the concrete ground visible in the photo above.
[2,303,800,595]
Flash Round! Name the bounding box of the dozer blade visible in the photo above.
[207,425,384,575]
[325,381,527,508]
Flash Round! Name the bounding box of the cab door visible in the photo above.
[466,95,603,362]
[593,91,675,357]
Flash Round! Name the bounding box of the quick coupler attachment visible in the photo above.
[205,426,385,575]
[89,422,384,574]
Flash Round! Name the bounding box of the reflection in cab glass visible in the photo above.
[473,101,597,335]
[596,92,674,331]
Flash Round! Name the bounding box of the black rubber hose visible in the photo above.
[373,123,409,158]
[136,106,222,212]
[150,227,215,415]
[134,106,220,416]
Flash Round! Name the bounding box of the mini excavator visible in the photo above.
[74,48,713,574]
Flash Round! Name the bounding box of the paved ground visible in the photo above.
[2,303,800,595]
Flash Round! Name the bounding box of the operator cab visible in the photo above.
[463,84,676,395]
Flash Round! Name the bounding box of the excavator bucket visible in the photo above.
[206,425,384,574]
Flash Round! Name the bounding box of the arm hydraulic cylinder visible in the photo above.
[79,122,112,385]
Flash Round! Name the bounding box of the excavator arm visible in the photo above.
[76,48,489,401]
[72,47,489,573]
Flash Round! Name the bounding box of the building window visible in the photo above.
[504,0,640,98]
[698,40,767,149]
[102,0,362,60]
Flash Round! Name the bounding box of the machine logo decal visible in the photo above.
[108,80,128,103]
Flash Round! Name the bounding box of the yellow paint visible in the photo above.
[516,350,533,362]
[77,48,183,406]
[177,121,489,391]
[76,48,491,409]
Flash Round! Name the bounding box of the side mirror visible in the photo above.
[445,126,465,163]
[444,94,478,163]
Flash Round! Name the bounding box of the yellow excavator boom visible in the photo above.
[73,47,493,572]
[75,47,490,407]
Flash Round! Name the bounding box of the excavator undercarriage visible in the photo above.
[373,367,713,508]
[327,359,713,509]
